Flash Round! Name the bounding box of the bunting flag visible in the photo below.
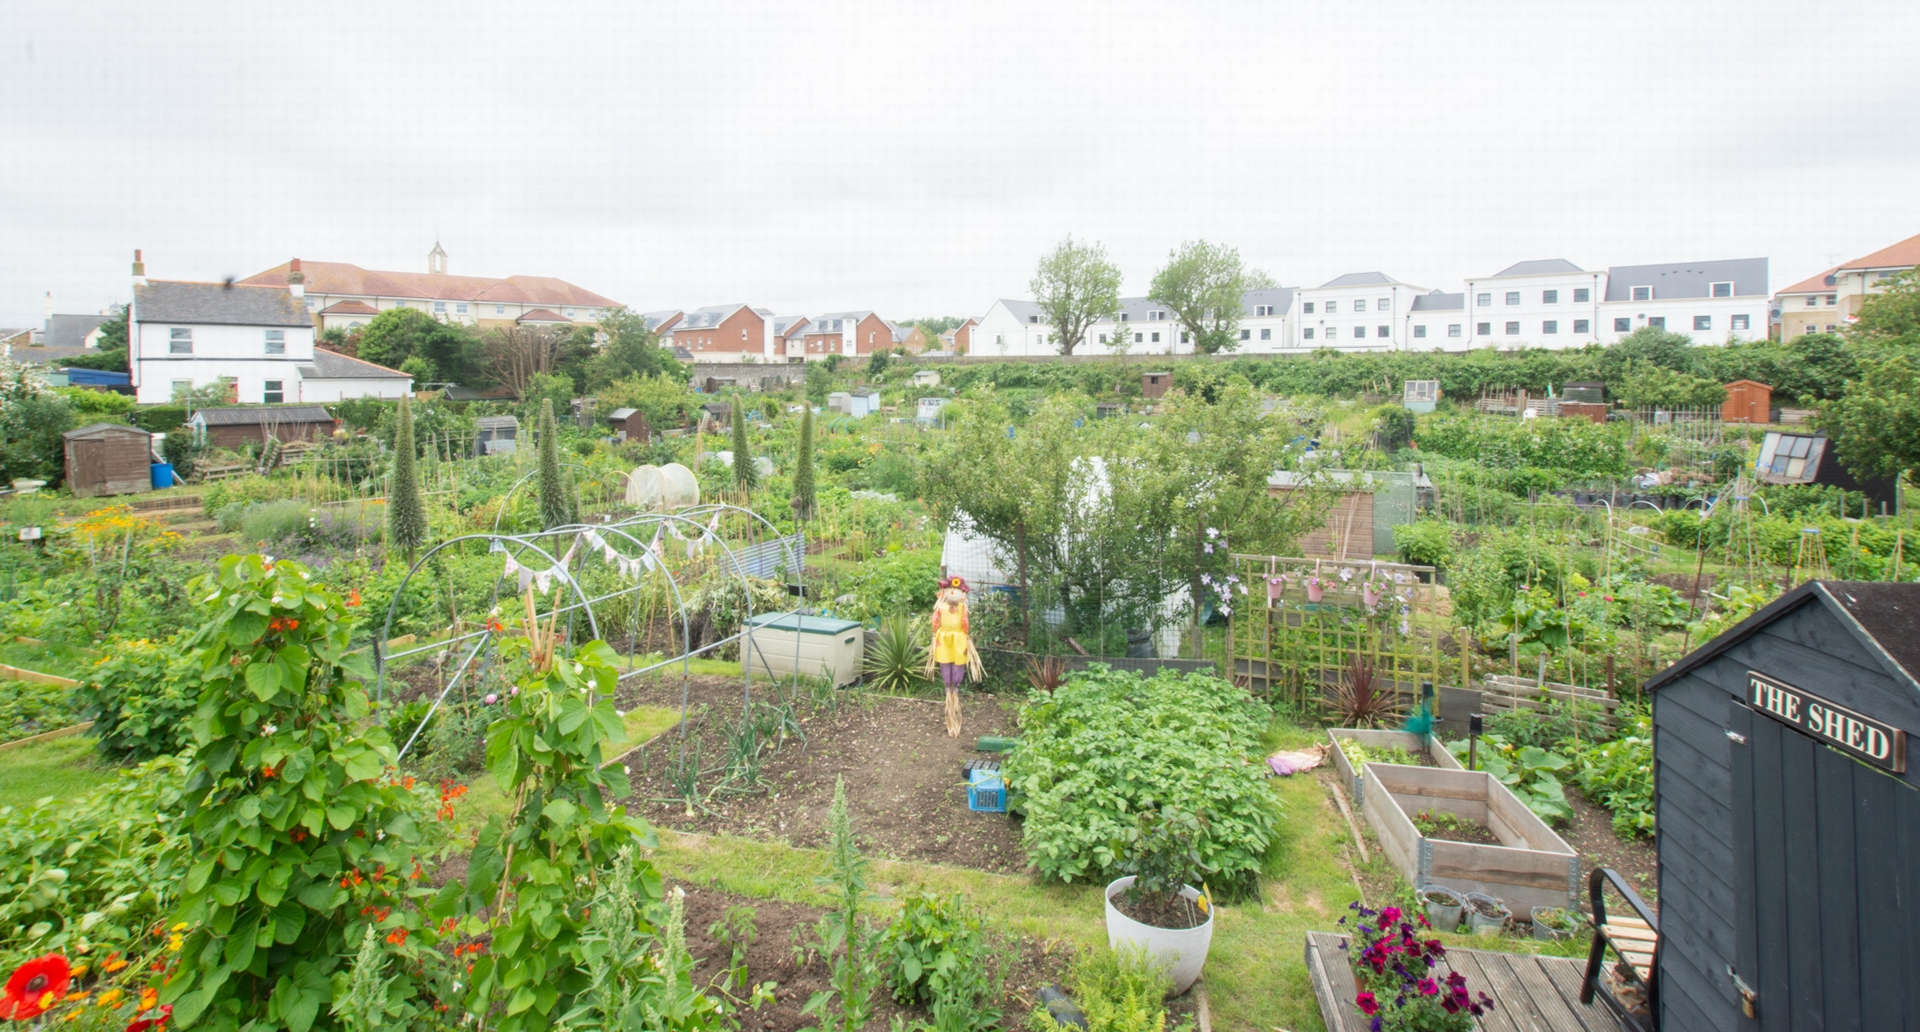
[649,526,666,563]
[534,569,554,596]
[558,537,580,570]
[517,566,535,593]
[502,555,521,579]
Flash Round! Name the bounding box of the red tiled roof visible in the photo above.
[1839,232,1920,272]
[517,309,570,324]
[319,300,381,315]
[239,260,621,309]
[1777,267,1840,296]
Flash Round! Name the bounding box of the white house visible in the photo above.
[128,251,411,404]
[1405,291,1467,349]
[1084,288,1297,356]
[1461,259,1606,349]
[1596,258,1768,344]
[972,299,1055,356]
[1293,273,1430,351]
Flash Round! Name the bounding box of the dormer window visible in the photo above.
[1029,315,1039,323]
[1711,281,1733,298]
[1631,286,1652,301]
[1120,313,1129,322]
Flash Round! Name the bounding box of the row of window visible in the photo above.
[1302,299,1391,314]
[168,328,288,355]
[169,378,285,403]
[1799,324,1840,335]
[1802,295,1839,306]
[1302,326,1393,340]
[1475,288,1594,306]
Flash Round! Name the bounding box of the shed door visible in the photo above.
[1730,702,1919,1031]
[71,439,105,494]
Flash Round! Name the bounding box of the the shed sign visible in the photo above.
[1747,671,1908,773]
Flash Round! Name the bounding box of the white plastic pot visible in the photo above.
[1104,876,1214,995]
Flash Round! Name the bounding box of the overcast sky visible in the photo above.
[5,0,1918,327]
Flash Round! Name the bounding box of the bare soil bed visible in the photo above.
[674,879,1067,1032]
[619,675,1030,874]
[1559,782,1659,911]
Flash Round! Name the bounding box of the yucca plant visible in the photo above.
[863,616,927,695]
[1327,653,1391,728]
[1025,654,1068,694]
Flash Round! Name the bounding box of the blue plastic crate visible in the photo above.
[966,768,1007,813]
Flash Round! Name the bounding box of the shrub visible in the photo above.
[1003,667,1281,898]
[130,404,189,434]
[237,498,313,544]
[1392,519,1454,570]
[1572,712,1654,838]
[846,548,940,621]
[73,638,199,760]
[862,616,927,694]
[0,755,189,971]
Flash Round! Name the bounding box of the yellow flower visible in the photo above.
[97,989,125,1007]
[170,922,189,932]
[64,991,89,1003]
[168,934,183,952]
[139,988,157,1010]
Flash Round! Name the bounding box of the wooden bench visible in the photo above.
[1579,866,1659,1032]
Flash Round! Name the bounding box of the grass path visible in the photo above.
[0,735,116,809]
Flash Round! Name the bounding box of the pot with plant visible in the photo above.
[1463,893,1511,936]
[1306,573,1326,603]
[1419,884,1465,931]
[1103,807,1215,995]
[1530,905,1580,942]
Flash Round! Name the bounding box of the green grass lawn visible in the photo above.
[0,735,116,809]
[0,638,101,678]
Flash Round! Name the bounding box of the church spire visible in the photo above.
[428,240,447,275]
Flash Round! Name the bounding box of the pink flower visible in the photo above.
[483,693,498,705]
[1355,992,1380,1016]
[1417,978,1439,996]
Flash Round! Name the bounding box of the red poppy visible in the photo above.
[126,1004,173,1032]
[1,954,73,1020]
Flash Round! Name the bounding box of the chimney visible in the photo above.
[131,249,146,287]
[287,258,305,299]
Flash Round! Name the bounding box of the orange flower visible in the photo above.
[385,928,409,946]
[347,589,363,608]
[261,765,278,779]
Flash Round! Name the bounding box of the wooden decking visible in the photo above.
[1304,931,1622,1032]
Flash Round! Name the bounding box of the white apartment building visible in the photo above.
[1596,258,1768,344]
[1461,260,1606,348]
[1293,273,1429,351]
[974,290,1297,358]
[1406,291,1467,349]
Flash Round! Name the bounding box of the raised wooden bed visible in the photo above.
[1325,728,1463,808]
[1362,762,1578,915]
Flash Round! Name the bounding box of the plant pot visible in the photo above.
[1104,876,1214,995]
[1306,581,1325,603]
[1266,577,1286,602]
[1362,586,1380,607]
[1463,893,1510,936]
[1531,906,1579,942]
[1419,885,1464,932]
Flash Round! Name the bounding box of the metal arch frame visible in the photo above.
[489,462,609,534]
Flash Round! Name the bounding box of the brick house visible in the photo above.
[942,318,975,353]
[670,304,772,362]
[803,311,893,357]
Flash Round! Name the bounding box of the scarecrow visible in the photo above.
[926,575,984,736]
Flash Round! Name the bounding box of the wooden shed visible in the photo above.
[475,415,519,456]
[606,407,650,443]
[1722,379,1773,425]
[189,405,335,448]
[1141,372,1173,399]
[1638,581,1920,1032]
[63,423,154,498]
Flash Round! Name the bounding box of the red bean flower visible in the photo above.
[1,954,73,1020]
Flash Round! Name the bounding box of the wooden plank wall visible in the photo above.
[1653,598,1920,1032]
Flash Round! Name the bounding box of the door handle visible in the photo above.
[1725,730,1748,745]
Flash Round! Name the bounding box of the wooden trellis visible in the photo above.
[1227,553,1442,716]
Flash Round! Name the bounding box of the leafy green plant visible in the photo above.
[1002,667,1281,898]
[1116,807,1211,923]
[863,617,928,695]
[1027,945,1191,1032]
[796,778,877,1032]
[1446,733,1572,824]
[1571,713,1654,838]
[880,891,1002,1032]
[708,905,758,993]
[0,678,85,745]
[162,555,438,1032]
[845,548,941,622]
[1483,700,1612,751]
[72,638,198,760]
[0,754,188,970]
[551,850,728,1031]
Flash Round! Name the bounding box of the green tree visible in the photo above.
[792,404,817,520]
[523,371,575,422]
[1030,236,1124,356]
[1613,368,1728,409]
[386,395,428,561]
[0,365,73,485]
[730,396,759,495]
[579,308,685,389]
[357,306,482,384]
[537,397,575,529]
[1824,271,1920,477]
[1599,326,1697,381]
[599,374,695,432]
[1148,239,1270,354]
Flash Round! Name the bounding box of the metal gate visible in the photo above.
[1729,702,1920,1030]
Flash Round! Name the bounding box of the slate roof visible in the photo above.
[675,304,750,330]
[1603,258,1769,301]
[476,415,520,430]
[298,350,411,380]
[995,299,1046,323]
[134,281,312,327]
[238,261,620,309]
[1837,231,1920,273]
[1411,291,1466,312]
[44,314,107,349]
[642,310,683,333]
[1319,272,1406,288]
[772,316,808,337]
[1645,581,1920,694]
[1491,259,1584,277]
[191,405,334,425]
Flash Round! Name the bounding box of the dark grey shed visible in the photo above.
[1643,581,1920,1032]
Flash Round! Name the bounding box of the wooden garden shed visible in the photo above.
[189,405,335,448]
[606,407,650,443]
[1722,379,1772,425]
[63,423,154,498]
[1141,372,1173,399]
[1640,581,1919,1032]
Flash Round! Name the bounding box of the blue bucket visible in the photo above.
[150,462,174,489]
